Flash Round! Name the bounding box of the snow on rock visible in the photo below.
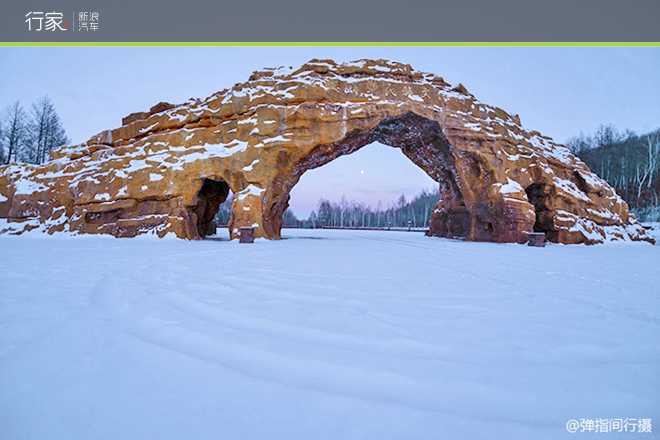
[12,179,49,195]
[93,193,110,201]
[642,222,660,242]
[553,177,593,203]
[0,59,652,244]
[242,159,260,172]
[236,184,265,201]
[494,178,525,196]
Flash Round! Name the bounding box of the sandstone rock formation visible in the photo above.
[0,59,653,244]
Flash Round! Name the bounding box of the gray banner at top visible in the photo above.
[2,0,659,42]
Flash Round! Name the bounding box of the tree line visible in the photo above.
[0,97,69,165]
[301,189,441,229]
[568,124,660,222]
[215,188,441,230]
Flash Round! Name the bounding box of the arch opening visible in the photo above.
[192,179,230,239]
[262,112,468,239]
[524,183,558,241]
[288,142,440,228]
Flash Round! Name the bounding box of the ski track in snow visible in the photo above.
[0,229,658,440]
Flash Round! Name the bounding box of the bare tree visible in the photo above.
[631,131,660,199]
[1,101,28,165]
[574,125,660,220]
[634,162,649,199]
[23,96,69,164]
[644,131,660,188]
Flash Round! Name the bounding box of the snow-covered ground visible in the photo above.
[0,229,658,439]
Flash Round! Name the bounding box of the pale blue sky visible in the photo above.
[2,47,659,216]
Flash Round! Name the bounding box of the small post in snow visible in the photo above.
[239,227,255,243]
[527,232,546,247]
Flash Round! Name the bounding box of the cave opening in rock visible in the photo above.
[525,183,558,240]
[193,178,230,239]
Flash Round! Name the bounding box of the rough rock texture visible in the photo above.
[0,59,653,244]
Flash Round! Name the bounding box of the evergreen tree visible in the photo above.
[282,208,299,227]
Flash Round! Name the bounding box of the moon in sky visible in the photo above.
[360,170,365,175]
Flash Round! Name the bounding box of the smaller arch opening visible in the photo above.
[193,179,230,239]
[525,183,558,241]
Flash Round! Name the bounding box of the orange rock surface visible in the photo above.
[0,59,653,244]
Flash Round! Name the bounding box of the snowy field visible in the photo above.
[0,229,658,439]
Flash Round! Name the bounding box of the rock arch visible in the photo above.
[270,113,472,239]
[0,59,653,244]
